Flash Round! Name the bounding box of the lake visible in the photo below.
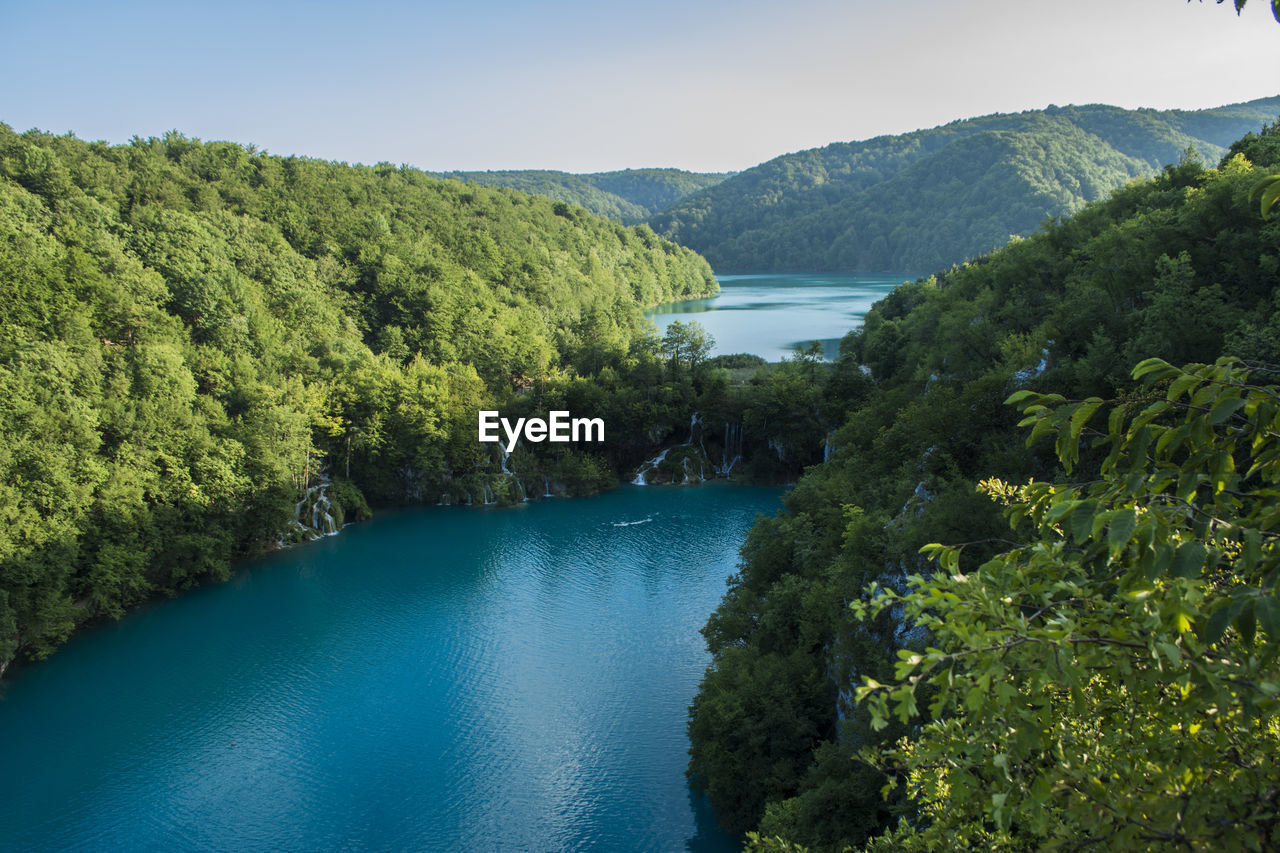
[0,484,782,852]
[646,272,911,362]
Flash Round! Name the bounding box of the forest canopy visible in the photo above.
[0,123,717,673]
[651,96,1280,272]
[687,123,1280,851]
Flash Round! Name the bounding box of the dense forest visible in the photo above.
[687,123,1280,850]
[0,124,730,675]
[436,167,730,224]
[650,96,1280,272]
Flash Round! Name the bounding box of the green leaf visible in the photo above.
[1254,174,1280,217]
[1171,541,1206,579]
[1211,450,1235,494]
[1208,395,1246,425]
[1167,372,1200,401]
[1146,543,1174,581]
[1177,471,1202,503]
[1070,500,1097,544]
[1069,399,1103,442]
[1132,357,1176,381]
[1258,595,1280,642]
[1244,528,1262,574]
[1005,390,1037,406]
[1238,600,1257,647]
[1202,601,1237,646]
[1108,508,1137,553]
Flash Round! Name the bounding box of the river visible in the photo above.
[0,484,782,852]
[646,271,909,361]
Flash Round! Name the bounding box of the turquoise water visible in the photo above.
[0,484,782,852]
[647,272,911,361]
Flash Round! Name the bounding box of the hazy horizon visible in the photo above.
[5,0,1279,174]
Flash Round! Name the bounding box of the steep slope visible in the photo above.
[687,145,1280,849]
[651,95,1280,272]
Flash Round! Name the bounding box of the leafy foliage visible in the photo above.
[855,358,1280,850]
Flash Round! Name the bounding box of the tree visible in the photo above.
[660,320,714,375]
[854,357,1280,850]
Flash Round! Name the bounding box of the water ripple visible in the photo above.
[0,485,782,852]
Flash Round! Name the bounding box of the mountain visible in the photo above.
[687,123,1280,850]
[649,95,1280,272]
[435,167,730,224]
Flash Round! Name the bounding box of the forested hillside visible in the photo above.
[687,126,1280,850]
[651,96,1280,271]
[436,167,730,224]
[0,124,717,675]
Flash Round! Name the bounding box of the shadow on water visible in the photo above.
[687,786,743,853]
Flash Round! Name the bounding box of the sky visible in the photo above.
[4,0,1279,174]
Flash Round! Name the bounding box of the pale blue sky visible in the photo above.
[4,0,1278,172]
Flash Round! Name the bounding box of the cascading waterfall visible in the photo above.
[491,440,529,502]
[279,475,340,546]
[717,421,743,476]
[634,413,742,484]
[823,431,835,463]
[632,446,673,485]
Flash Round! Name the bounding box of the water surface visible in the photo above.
[0,484,781,852]
[647,272,911,361]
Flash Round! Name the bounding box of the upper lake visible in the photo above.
[646,272,911,362]
[0,484,782,852]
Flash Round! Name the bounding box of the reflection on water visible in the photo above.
[0,484,783,852]
[647,272,912,361]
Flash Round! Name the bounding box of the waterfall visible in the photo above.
[632,446,673,485]
[717,422,743,476]
[823,431,834,463]
[493,439,526,502]
[768,438,785,461]
[280,475,340,546]
[483,482,497,505]
[680,455,708,484]
[543,477,553,497]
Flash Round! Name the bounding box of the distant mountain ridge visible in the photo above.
[433,167,731,224]
[647,95,1280,272]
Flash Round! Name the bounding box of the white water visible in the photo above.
[280,475,340,546]
[717,422,743,476]
[632,446,673,486]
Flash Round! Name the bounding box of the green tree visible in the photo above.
[660,320,714,375]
